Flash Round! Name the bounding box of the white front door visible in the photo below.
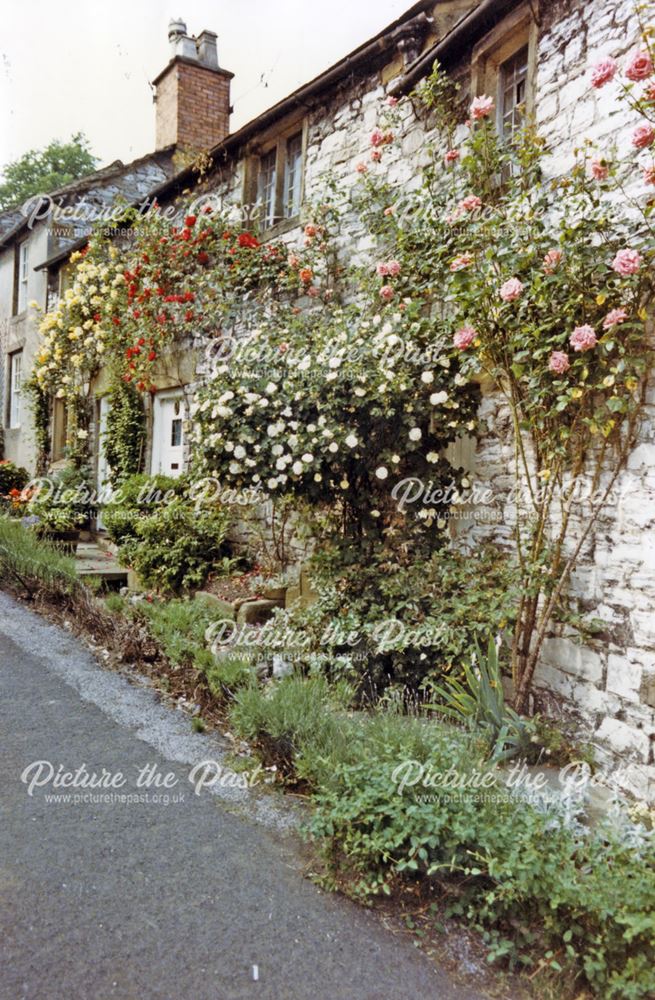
[151,392,185,477]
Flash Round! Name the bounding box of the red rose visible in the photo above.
[198,251,209,264]
[185,215,197,227]
[148,350,156,361]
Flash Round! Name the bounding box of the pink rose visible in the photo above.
[453,325,477,350]
[458,194,482,212]
[569,324,597,352]
[370,129,385,147]
[590,56,618,88]
[549,351,570,374]
[643,165,655,184]
[632,123,655,149]
[370,150,382,162]
[625,49,654,82]
[603,307,628,328]
[470,95,494,120]
[386,260,401,276]
[304,224,317,238]
[444,148,460,163]
[543,249,563,274]
[287,254,300,268]
[612,248,642,275]
[307,286,320,298]
[500,277,524,302]
[383,206,394,216]
[379,284,394,301]
[355,162,368,174]
[450,254,473,271]
[591,157,610,180]
[385,95,398,107]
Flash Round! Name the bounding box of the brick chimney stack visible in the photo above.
[153,19,234,152]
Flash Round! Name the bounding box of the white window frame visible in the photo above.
[8,350,23,428]
[16,242,28,314]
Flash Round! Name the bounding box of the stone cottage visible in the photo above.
[4,0,655,796]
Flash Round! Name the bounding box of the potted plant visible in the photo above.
[26,465,94,553]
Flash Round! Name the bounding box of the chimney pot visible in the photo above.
[197,29,219,70]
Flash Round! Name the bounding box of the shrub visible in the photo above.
[204,653,256,701]
[230,675,355,782]
[103,473,182,547]
[104,474,233,593]
[258,544,519,695]
[309,742,655,998]
[135,597,224,670]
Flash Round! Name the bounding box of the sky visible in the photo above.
[0,0,412,171]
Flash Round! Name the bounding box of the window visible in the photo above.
[284,132,303,219]
[247,122,306,231]
[499,46,529,140]
[258,148,278,229]
[471,3,536,142]
[14,242,29,314]
[8,351,23,428]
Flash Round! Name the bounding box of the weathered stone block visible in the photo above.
[194,591,236,620]
[606,654,642,703]
[595,718,650,762]
[236,599,283,625]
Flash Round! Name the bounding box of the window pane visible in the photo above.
[284,132,303,218]
[171,418,183,447]
[17,243,28,313]
[9,351,23,428]
[499,46,529,140]
[258,150,277,228]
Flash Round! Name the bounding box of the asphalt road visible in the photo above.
[0,591,479,1000]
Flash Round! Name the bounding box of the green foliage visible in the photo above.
[0,517,79,596]
[0,132,97,210]
[204,653,256,700]
[105,473,234,592]
[0,460,30,495]
[102,473,180,547]
[27,464,94,532]
[262,544,519,694]
[102,380,146,485]
[119,497,232,594]
[230,674,355,783]
[426,637,535,761]
[309,748,655,997]
[135,596,224,670]
[23,378,51,474]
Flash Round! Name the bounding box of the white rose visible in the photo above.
[375,466,388,480]
[421,372,434,384]
[328,442,338,453]
[302,453,313,463]
[292,461,303,475]
[430,391,449,405]
[409,427,422,441]
[345,434,358,448]
[233,445,246,459]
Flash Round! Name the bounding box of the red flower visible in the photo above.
[148,350,157,361]
[142,252,150,263]
[185,310,194,322]
[198,251,209,264]
[180,228,191,241]
[185,215,197,227]
[183,291,195,302]
[138,337,145,346]
[238,232,260,249]
[93,313,101,322]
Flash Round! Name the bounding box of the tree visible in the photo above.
[0,132,98,210]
